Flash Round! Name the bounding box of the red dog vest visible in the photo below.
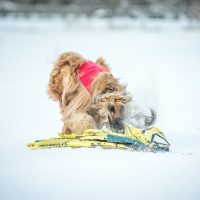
[79,61,110,93]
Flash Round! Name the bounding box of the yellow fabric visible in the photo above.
[146,127,166,143]
[27,126,169,151]
[27,138,127,150]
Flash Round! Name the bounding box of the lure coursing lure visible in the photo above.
[27,126,170,153]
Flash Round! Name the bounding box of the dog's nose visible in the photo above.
[114,118,124,130]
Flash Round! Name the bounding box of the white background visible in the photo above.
[0,17,200,200]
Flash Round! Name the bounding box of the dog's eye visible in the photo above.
[108,105,115,112]
[120,106,125,112]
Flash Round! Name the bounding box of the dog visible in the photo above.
[48,52,132,134]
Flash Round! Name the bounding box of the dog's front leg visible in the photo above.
[68,113,97,134]
[100,115,111,131]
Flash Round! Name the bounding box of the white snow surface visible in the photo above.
[0,17,200,200]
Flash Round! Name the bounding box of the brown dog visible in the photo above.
[48,52,132,134]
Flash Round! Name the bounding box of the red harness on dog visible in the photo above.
[79,61,110,93]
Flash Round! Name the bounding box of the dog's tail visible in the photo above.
[127,108,157,130]
[96,57,110,71]
[48,52,85,101]
[144,109,157,129]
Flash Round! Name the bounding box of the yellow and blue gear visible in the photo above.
[27,126,170,152]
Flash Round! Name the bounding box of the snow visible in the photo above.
[0,17,200,200]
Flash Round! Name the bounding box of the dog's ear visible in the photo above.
[86,106,100,128]
[91,73,125,97]
[48,52,85,101]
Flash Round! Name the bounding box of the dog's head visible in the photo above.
[92,92,132,132]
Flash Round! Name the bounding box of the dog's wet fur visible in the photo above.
[48,52,132,134]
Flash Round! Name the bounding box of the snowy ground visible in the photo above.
[0,17,200,200]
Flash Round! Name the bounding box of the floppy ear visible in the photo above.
[48,52,85,101]
[91,73,125,97]
[86,106,101,128]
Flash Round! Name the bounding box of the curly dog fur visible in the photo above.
[48,52,132,134]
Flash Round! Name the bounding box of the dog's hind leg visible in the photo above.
[62,125,71,134]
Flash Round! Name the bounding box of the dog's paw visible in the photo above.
[101,125,111,132]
